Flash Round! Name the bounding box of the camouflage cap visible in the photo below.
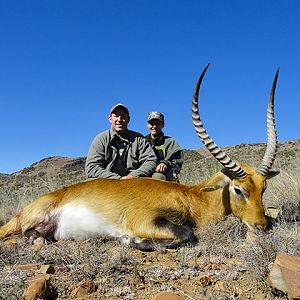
[147,111,164,123]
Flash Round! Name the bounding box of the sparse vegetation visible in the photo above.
[0,140,299,299]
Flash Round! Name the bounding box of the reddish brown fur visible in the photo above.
[0,163,270,242]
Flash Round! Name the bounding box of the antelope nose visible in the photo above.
[265,215,275,230]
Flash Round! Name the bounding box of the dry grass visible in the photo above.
[0,140,299,299]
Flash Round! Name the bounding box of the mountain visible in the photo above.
[13,156,86,177]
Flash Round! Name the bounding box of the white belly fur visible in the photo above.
[55,203,125,240]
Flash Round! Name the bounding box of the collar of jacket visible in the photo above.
[146,132,165,146]
[110,128,131,143]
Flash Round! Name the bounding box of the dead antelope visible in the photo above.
[0,65,280,251]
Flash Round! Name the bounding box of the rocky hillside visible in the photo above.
[0,140,299,299]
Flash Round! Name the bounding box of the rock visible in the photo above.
[31,236,45,251]
[23,275,51,300]
[152,292,183,300]
[16,263,39,271]
[32,236,46,245]
[203,263,230,271]
[197,274,212,286]
[40,265,55,274]
[268,252,300,299]
[266,206,280,219]
[223,257,243,267]
[70,278,98,297]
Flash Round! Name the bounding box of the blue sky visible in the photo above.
[0,1,299,174]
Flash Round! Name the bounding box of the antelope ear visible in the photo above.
[266,170,280,179]
[200,185,222,192]
[200,175,231,192]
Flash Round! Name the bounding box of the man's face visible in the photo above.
[147,119,164,137]
[109,108,130,133]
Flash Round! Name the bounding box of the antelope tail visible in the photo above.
[0,215,23,238]
[0,195,57,239]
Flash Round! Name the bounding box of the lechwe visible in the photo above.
[0,65,280,251]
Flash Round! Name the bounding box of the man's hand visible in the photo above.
[120,174,134,180]
[155,163,167,173]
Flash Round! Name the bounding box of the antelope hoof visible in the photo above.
[117,235,132,245]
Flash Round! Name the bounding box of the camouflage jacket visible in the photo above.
[145,132,183,174]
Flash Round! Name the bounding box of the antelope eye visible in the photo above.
[234,187,244,197]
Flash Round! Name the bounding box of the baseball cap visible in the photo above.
[109,103,130,116]
[148,111,164,123]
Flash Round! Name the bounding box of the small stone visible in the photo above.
[266,206,280,219]
[40,265,55,274]
[70,278,98,297]
[23,275,51,300]
[16,263,39,271]
[223,257,242,267]
[152,292,183,300]
[268,252,300,299]
[198,274,212,286]
[31,237,45,251]
[203,263,229,271]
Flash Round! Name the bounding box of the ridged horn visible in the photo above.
[257,68,279,176]
[192,64,247,179]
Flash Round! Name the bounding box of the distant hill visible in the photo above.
[13,156,86,177]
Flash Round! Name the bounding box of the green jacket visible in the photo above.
[145,132,183,174]
[85,129,157,179]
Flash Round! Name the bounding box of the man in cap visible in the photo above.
[85,104,157,179]
[145,111,183,181]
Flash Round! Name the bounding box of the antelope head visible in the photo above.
[192,65,280,231]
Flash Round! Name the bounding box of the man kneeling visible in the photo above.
[145,111,183,181]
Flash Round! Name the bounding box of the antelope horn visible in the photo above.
[192,64,247,179]
[257,68,279,176]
